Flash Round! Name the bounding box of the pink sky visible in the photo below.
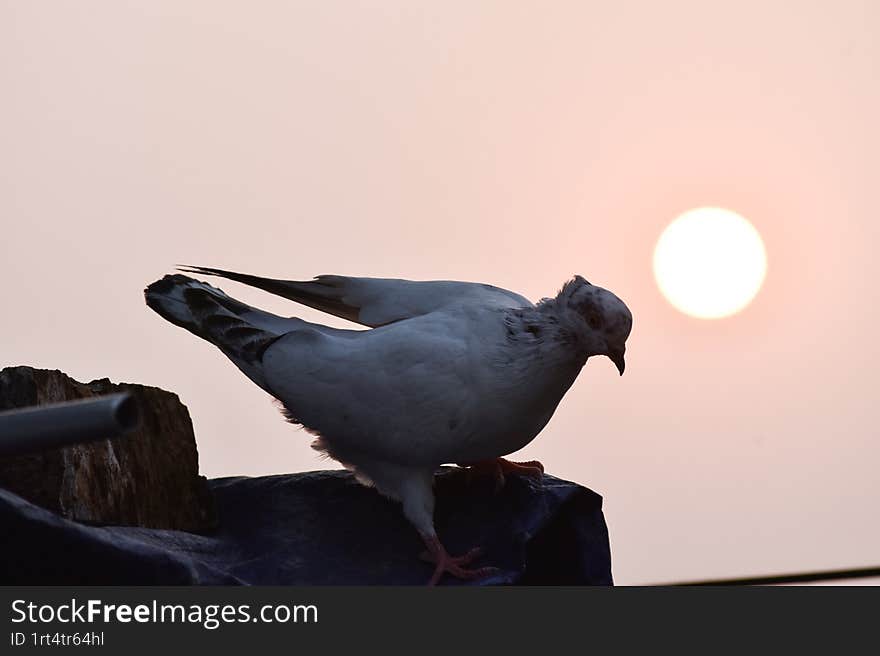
[2,2,878,584]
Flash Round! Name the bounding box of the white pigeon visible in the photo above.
[145,267,632,584]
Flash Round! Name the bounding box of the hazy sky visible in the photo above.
[2,1,878,585]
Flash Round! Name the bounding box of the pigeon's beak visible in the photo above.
[608,347,626,376]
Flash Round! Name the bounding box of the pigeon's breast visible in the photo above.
[441,381,568,463]
[427,343,583,464]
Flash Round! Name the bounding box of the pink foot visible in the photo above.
[420,534,498,586]
[457,457,545,491]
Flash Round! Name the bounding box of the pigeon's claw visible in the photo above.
[458,458,545,491]
[419,535,497,586]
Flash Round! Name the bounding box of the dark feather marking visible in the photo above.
[182,287,218,314]
[203,314,242,330]
[178,286,279,363]
[223,325,264,341]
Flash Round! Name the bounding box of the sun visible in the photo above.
[653,207,767,319]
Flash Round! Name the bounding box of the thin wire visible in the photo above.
[655,565,880,586]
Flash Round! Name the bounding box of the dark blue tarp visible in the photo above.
[0,469,612,585]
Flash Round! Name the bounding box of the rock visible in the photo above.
[0,468,613,585]
[0,366,215,532]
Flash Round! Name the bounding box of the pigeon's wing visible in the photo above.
[260,311,487,465]
[178,265,532,327]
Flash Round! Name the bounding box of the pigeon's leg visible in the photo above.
[457,458,545,490]
[391,467,497,585]
[418,534,497,586]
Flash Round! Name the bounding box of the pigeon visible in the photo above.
[144,267,632,584]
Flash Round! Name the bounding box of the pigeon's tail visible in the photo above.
[145,274,285,392]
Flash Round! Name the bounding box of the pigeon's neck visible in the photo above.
[504,302,591,368]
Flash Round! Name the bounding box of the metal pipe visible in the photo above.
[0,393,139,457]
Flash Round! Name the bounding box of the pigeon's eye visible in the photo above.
[586,310,603,330]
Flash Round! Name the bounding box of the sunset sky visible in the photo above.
[2,2,878,584]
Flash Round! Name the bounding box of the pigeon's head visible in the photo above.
[562,275,632,375]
